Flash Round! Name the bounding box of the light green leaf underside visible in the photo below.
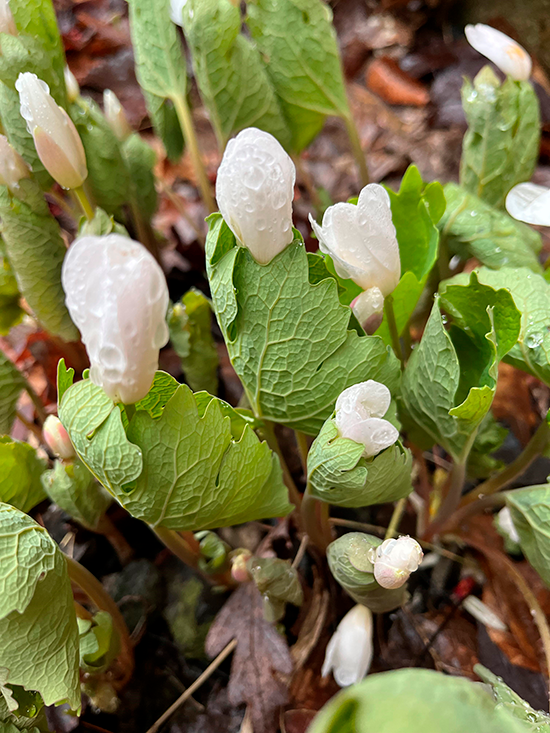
[0,240,24,336]
[206,215,400,435]
[439,183,542,272]
[308,420,412,507]
[0,438,46,514]
[121,134,158,220]
[0,350,25,435]
[182,0,291,150]
[506,482,550,587]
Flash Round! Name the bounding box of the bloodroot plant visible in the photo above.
[1,3,550,732]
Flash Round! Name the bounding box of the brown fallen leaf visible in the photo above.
[366,57,430,107]
[205,583,293,733]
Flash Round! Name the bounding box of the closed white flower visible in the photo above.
[216,127,296,265]
[43,415,75,460]
[169,0,187,26]
[15,72,88,189]
[465,24,531,81]
[0,0,16,35]
[505,182,550,226]
[322,604,373,687]
[103,90,132,142]
[0,134,30,191]
[497,506,520,544]
[309,184,400,299]
[334,380,399,458]
[62,234,169,404]
[371,536,423,590]
[64,67,80,104]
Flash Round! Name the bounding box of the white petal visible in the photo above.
[339,417,399,458]
[322,605,373,687]
[497,506,520,544]
[505,182,550,226]
[169,0,187,25]
[216,128,295,265]
[335,380,392,421]
[465,24,531,81]
[351,287,384,327]
[373,536,423,588]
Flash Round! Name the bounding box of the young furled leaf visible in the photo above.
[0,350,25,435]
[0,179,78,341]
[0,438,46,513]
[460,66,540,209]
[246,0,350,153]
[181,0,291,151]
[506,481,550,586]
[439,184,542,272]
[206,215,399,435]
[0,504,80,711]
[127,0,185,161]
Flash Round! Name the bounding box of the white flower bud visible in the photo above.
[103,90,132,142]
[370,536,423,590]
[216,127,296,265]
[334,380,399,458]
[322,604,373,687]
[0,134,30,191]
[43,415,76,460]
[62,234,170,404]
[169,0,186,26]
[465,24,532,81]
[64,66,80,104]
[0,0,17,35]
[497,506,520,544]
[309,184,400,297]
[505,182,550,226]
[351,286,384,333]
[15,72,88,189]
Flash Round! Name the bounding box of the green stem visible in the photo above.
[171,93,216,213]
[262,420,302,509]
[129,196,161,263]
[301,484,332,553]
[343,113,369,187]
[385,497,407,540]
[442,493,507,534]
[153,525,200,567]
[384,295,403,368]
[295,430,309,475]
[73,184,95,221]
[124,403,136,421]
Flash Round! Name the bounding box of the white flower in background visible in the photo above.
[505,182,550,226]
[334,380,399,458]
[64,66,80,103]
[43,415,75,460]
[370,536,423,589]
[16,72,88,189]
[497,506,520,544]
[309,184,400,312]
[0,134,29,190]
[0,0,16,35]
[103,90,132,142]
[322,604,373,687]
[216,127,296,265]
[464,24,531,81]
[169,0,187,26]
[62,234,170,404]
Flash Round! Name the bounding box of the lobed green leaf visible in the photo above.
[0,438,46,514]
[506,481,550,587]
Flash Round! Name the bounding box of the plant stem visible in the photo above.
[294,430,309,475]
[292,155,323,215]
[301,484,332,553]
[23,381,46,425]
[153,525,200,567]
[73,185,95,221]
[171,93,216,213]
[385,497,407,540]
[129,197,161,263]
[343,113,369,187]
[262,420,302,509]
[384,295,403,368]
[124,403,136,422]
[65,555,134,686]
[95,514,135,565]
[441,493,507,535]
[459,417,550,508]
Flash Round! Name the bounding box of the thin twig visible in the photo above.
[146,639,237,733]
[291,535,309,569]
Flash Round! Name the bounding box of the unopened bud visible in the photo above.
[43,415,76,460]
[0,134,30,191]
[0,0,17,35]
[369,536,423,589]
[103,90,132,142]
[230,549,253,583]
[351,287,384,334]
[322,604,373,687]
[169,0,185,26]
[16,72,88,189]
[216,127,296,265]
[64,66,80,103]
[334,380,399,458]
[465,24,531,81]
[497,506,520,545]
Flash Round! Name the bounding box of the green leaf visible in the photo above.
[57,359,74,404]
[246,0,350,152]
[474,664,550,731]
[460,66,540,209]
[206,215,400,435]
[375,166,444,343]
[193,391,261,439]
[0,179,78,341]
[402,276,520,458]
[122,384,292,529]
[0,240,23,336]
[308,668,527,733]
[167,289,219,394]
[0,33,65,108]
[121,134,158,220]
[0,350,25,435]
[78,611,118,674]
[127,0,185,160]
[0,504,80,711]
[70,98,131,215]
[444,267,550,387]
[308,420,412,507]
[134,370,179,420]
[42,459,111,531]
[181,0,291,150]
[308,252,362,307]
[77,207,128,238]
[506,483,550,586]
[439,183,542,272]
[0,438,46,513]
[58,379,143,496]
[467,412,507,479]
[247,556,303,622]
